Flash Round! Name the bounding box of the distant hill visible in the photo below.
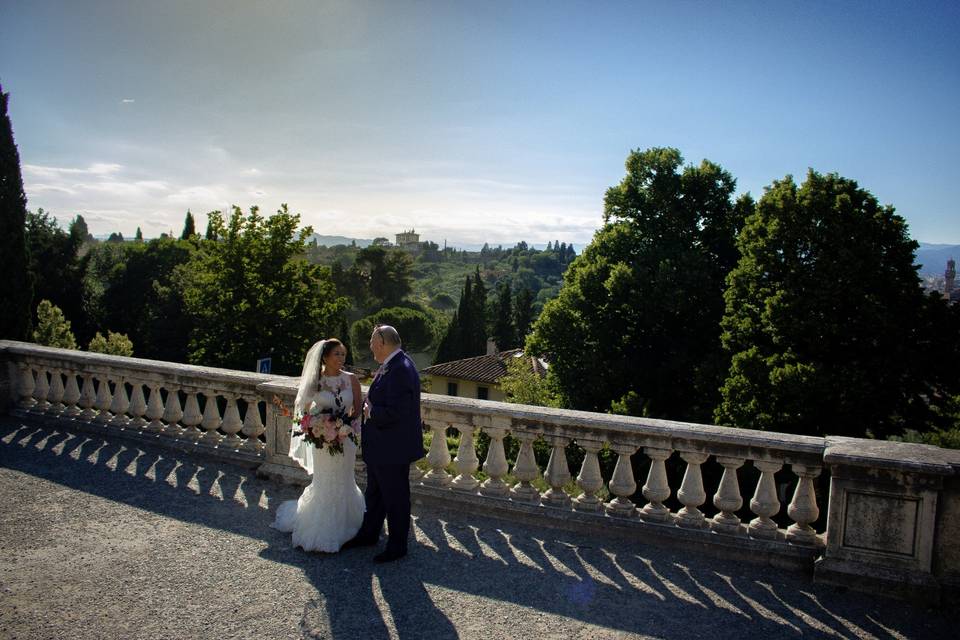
[307,234,374,248]
[916,243,960,276]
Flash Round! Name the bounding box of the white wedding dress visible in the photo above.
[271,373,365,552]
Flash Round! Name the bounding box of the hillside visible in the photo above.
[916,243,959,276]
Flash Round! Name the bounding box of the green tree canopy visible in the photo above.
[25,209,89,341]
[32,300,77,349]
[181,210,196,239]
[350,306,442,354]
[83,236,196,362]
[526,147,747,420]
[0,83,32,340]
[716,170,958,439]
[88,331,134,356]
[179,204,348,375]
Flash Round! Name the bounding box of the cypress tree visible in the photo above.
[181,210,196,239]
[0,82,32,340]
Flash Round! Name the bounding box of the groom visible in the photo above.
[343,324,425,562]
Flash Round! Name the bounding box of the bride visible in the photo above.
[271,338,365,552]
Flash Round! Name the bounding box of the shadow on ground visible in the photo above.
[1,419,955,639]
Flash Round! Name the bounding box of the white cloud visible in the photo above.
[121,98,135,103]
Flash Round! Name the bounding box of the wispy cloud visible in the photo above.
[121,98,135,104]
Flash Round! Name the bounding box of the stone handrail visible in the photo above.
[2,340,958,604]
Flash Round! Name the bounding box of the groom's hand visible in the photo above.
[363,400,371,420]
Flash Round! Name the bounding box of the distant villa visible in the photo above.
[395,229,420,249]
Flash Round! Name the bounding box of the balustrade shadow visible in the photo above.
[2,419,955,639]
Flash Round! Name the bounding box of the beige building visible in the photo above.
[395,229,420,249]
[421,348,546,401]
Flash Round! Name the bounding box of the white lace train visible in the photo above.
[271,439,365,552]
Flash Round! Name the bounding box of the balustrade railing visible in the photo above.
[5,343,269,459]
[3,341,958,602]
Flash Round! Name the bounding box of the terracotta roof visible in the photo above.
[421,349,547,385]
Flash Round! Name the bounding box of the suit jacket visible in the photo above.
[362,350,426,465]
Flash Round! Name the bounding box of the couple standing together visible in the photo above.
[272,325,425,563]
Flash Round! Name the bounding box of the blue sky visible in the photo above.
[1,0,958,246]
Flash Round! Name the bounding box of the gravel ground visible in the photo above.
[0,418,956,640]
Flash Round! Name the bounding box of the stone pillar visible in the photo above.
[573,439,605,513]
[510,431,542,503]
[748,460,782,539]
[451,421,479,492]
[676,451,710,528]
[639,447,673,523]
[606,443,638,517]
[480,421,510,497]
[814,438,958,603]
[711,457,744,535]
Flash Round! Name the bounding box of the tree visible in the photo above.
[350,306,441,354]
[499,356,561,408]
[26,209,89,342]
[204,214,218,241]
[513,286,534,343]
[88,331,134,356]
[135,226,143,242]
[0,82,32,340]
[350,245,413,310]
[527,147,746,420]
[84,236,195,362]
[716,170,959,439]
[179,205,349,375]
[32,300,77,349]
[490,280,516,351]
[69,214,92,244]
[181,210,196,239]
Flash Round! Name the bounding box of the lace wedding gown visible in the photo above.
[271,373,365,552]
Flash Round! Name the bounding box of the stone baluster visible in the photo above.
[786,464,822,545]
[606,443,638,517]
[640,447,674,523]
[128,382,148,429]
[676,451,710,528]
[78,374,97,421]
[161,387,184,437]
[181,390,203,440]
[573,440,605,512]
[240,396,265,452]
[200,393,223,444]
[451,422,479,492]
[109,378,131,427]
[62,371,82,417]
[93,375,113,423]
[542,435,572,507]
[480,422,510,497]
[47,368,65,414]
[220,395,244,447]
[17,364,36,409]
[32,367,50,412]
[510,431,541,503]
[422,422,452,487]
[710,457,745,534]
[145,384,165,433]
[748,460,783,539]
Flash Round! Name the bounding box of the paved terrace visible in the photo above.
[1,418,955,640]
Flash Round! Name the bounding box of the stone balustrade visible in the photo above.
[1,342,271,465]
[2,340,958,605]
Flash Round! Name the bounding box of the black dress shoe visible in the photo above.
[373,549,407,563]
[341,536,377,550]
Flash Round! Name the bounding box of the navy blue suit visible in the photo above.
[357,350,425,553]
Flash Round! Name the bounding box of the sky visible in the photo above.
[1,0,958,247]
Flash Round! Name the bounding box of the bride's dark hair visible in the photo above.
[319,338,345,374]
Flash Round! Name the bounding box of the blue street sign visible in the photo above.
[256,357,272,374]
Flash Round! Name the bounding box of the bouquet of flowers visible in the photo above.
[274,387,360,456]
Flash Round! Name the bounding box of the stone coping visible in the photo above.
[824,436,960,476]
